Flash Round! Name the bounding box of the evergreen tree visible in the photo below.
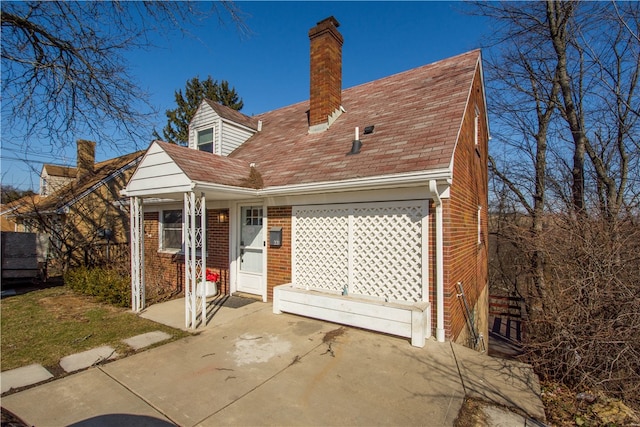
[156,76,244,145]
[217,81,244,111]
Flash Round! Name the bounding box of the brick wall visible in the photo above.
[142,208,230,304]
[443,66,489,344]
[206,209,230,296]
[143,211,183,301]
[266,206,292,301]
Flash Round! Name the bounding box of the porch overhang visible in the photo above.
[123,181,258,201]
[124,138,454,201]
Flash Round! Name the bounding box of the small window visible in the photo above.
[161,209,182,251]
[244,207,263,226]
[197,128,214,153]
[474,105,480,147]
[160,209,204,253]
[477,205,482,245]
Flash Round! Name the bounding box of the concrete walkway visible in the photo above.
[1,299,546,426]
[1,331,171,394]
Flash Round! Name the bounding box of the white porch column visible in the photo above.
[184,191,207,329]
[129,196,145,312]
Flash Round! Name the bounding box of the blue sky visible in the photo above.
[2,1,489,191]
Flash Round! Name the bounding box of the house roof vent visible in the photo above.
[347,127,361,155]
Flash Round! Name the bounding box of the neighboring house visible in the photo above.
[125,17,489,349]
[1,200,28,231]
[9,140,144,273]
[40,164,77,197]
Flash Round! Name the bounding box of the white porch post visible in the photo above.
[199,193,207,323]
[129,196,145,312]
[184,191,207,329]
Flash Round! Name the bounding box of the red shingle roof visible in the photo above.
[229,49,481,188]
[141,50,480,191]
[157,141,255,188]
[204,99,259,131]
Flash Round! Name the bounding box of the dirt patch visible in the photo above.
[541,380,639,426]
[454,398,487,427]
[322,327,346,343]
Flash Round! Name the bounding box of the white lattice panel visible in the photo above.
[184,192,206,329]
[351,204,424,302]
[292,201,427,303]
[293,206,350,292]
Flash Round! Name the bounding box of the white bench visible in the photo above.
[273,284,431,347]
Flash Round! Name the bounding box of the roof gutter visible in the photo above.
[122,169,454,202]
[123,180,258,200]
[429,179,446,342]
[261,169,452,197]
[192,181,260,197]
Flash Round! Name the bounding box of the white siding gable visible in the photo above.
[189,102,220,152]
[221,122,255,156]
[189,101,256,156]
[126,142,192,196]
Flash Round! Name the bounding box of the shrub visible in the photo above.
[491,214,640,410]
[64,266,131,308]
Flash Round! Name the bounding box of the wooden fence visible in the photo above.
[84,242,130,268]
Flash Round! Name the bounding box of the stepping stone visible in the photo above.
[1,364,53,393]
[122,331,171,351]
[482,405,529,427]
[59,346,118,373]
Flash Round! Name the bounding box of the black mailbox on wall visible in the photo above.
[269,226,283,247]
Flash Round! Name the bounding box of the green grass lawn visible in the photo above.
[1,286,189,371]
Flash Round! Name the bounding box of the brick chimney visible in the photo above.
[309,16,343,133]
[76,139,96,178]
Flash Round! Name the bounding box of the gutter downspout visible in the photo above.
[429,180,445,342]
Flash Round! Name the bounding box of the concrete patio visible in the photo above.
[2,297,546,426]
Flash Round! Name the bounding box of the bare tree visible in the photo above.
[482,1,639,220]
[1,1,246,155]
[546,1,640,221]
[480,1,563,317]
[476,0,640,408]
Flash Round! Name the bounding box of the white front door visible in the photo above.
[237,205,264,295]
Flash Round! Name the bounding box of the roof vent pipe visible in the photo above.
[348,127,361,155]
[348,139,362,155]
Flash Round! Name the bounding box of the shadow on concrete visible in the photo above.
[195,295,258,328]
[68,414,175,426]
